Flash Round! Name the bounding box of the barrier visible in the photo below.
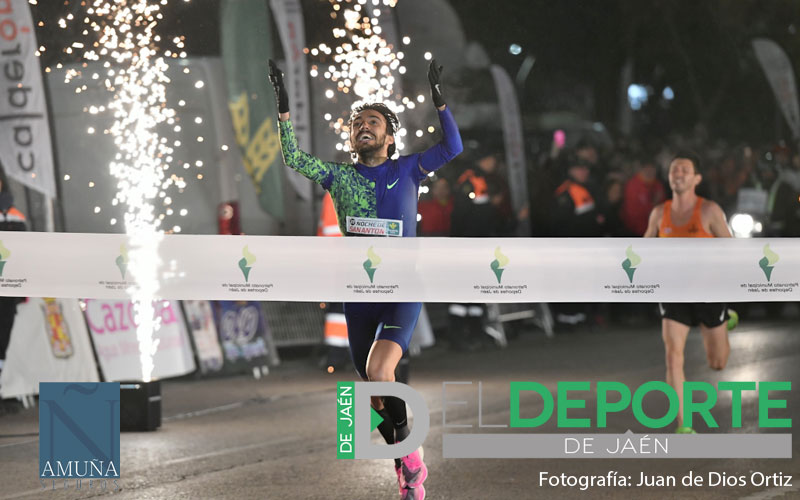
[0,232,797,302]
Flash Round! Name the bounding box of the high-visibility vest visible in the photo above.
[456,169,490,204]
[0,206,26,232]
[555,180,595,215]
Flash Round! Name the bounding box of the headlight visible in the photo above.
[730,213,755,237]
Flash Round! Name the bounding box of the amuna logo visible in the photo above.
[115,244,128,280]
[621,245,641,283]
[490,246,509,284]
[759,244,779,282]
[0,240,10,277]
[239,246,256,282]
[39,383,120,483]
[363,246,381,283]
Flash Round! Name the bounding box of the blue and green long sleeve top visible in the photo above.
[278,108,463,237]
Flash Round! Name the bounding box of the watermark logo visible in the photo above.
[621,245,641,283]
[363,246,381,283]
[339,381,792,460]
[238,245,256,282]
[0,240,10,277]
[39,383,120,485]
[759,244,779,282]
[490,246,509,284]
[115,244,128,280]
[336,382,429,459]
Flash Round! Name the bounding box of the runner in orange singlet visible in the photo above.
[644,151,732,433]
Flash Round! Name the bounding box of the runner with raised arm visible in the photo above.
[270,59,462,499]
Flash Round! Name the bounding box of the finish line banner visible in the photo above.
[0,232,797,302]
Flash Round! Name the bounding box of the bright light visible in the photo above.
[310,1,409,155]
[59,0,190,382]
[730,213,755,238]
[662,86,675,101]
[627,84,649,111]
[509,43,522,55]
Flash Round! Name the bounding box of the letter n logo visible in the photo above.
[39,383,120,478]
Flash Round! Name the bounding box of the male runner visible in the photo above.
[270,59,462,499]
[644,151,732,433]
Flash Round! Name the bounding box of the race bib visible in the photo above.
[345,216,403,237]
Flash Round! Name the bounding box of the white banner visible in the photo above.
[0,0,56,197]
[0,232,798,302]
[490,65,529,236]
[0,298,99,399]
[752,38,800,141]
[83,298,196,381]
[270,0,312,201]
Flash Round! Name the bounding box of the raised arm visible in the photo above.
[269,60,291,122]
[269,59,338,187]
[418,60,463,174]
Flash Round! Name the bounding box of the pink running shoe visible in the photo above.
[400,448,428,487]
[395,465,406,496]
[401,485,425,500]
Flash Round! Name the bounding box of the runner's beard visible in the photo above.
[353,134,387,156]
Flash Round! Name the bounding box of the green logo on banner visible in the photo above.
[490,246,509,284]
[115,244,128,280]
[363,246,381,283]
[239,245,256,282]
[759,244,779,282]
[0,240,10,277]
[621,245,641,283]
[337,382,355,459]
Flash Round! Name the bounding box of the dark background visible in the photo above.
[35,0,800,143]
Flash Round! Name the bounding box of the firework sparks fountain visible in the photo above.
[62,0,185,382]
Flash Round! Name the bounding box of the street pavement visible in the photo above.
[1,320,798,499]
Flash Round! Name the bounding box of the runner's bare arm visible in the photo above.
[643,205,663,237]
[705,201,732,238]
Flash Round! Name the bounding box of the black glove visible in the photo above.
[268,59,290,114]
[428,59,445,108]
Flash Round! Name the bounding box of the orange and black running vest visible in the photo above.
[658,197,713,237]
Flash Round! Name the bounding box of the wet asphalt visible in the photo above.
[1,319,798,500]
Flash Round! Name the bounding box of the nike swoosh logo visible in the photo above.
[387,179,399,189]
[383,325,402,329]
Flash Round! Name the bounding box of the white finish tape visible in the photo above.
[0,232,797,303]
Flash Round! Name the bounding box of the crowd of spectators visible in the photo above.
[415,131,800,334]
[418,133,800,240]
